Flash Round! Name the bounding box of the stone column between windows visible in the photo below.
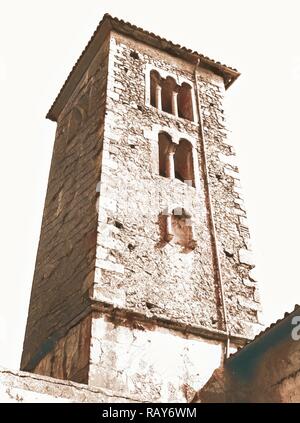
[166,147,176,179]
[171,91,178,117]
[166,214,174,241]
[155,85,162,110]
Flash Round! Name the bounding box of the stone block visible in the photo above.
[95,259,124,274]
[239,249,255,267]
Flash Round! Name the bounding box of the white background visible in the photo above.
[0,0,299,369]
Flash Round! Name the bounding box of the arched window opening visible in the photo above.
[178,83,194,121]
[161,77,176,114]
[150,70,161,109]
[158,132,174,178]
[163,207,196,250]
[149,70,195,121]
[174,139,195,187]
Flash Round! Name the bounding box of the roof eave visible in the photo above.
[227,304,300,363]
[46,16,113,122]
[46,14,240,122]
[109,17,240,88]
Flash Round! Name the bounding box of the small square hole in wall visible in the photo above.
[114,220,124,229]
[128,136,138,148]
[130,51,139,60]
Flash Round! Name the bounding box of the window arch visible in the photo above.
[148,69,195,122]
[174,139,195,187]
[178,83,194,121]
[158,133,195,187]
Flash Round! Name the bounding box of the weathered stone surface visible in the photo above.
[249,267,259,282]
[242,278,256,287]
[239,249,255,267]
[218,153,237,168]
[237,296,261,311]
[223,167,240,180]
[0,368,140,403]
[90,30,261,341]
[92,31,221,334]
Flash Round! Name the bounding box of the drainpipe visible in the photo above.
[193,59,230,359]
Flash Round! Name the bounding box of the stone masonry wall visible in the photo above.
[197,71,262,337]
[32,315,91,384]
[92,32,219,330]
[91,31,261,339]
[21,36,110,374]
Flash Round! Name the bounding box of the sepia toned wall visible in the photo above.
[0,367,139,403]
[91,30,262,338]
[88,312,225,402]
[21,35,110,375]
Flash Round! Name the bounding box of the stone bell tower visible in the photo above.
[21,14,262,402]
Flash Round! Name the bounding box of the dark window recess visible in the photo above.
[130,51,139,60]
[161,76,176,114]
[158,132,173,178]
[174,139,195,187]
[178,83,194,121]
[149,70,195,122]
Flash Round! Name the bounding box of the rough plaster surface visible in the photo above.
[29,312,228,403]
[0,367,140,403]
[89,313,224,403]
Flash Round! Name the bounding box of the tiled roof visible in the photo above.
[228,304,300,361]
[107,14,239,73]
[46,13,240,121]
